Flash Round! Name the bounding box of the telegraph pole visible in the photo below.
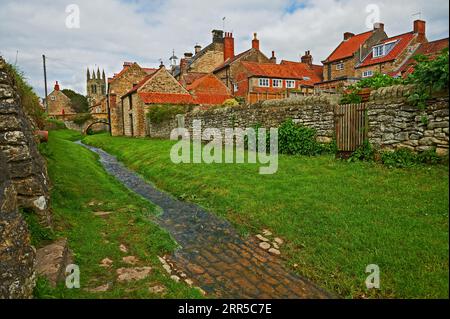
[42,54,48,113]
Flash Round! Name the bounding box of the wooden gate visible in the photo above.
[334,103,367,154]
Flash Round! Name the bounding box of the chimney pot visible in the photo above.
[374,22,385,31]
[252,32,260,50]
[344,32,355,40]
[270,51,276,64]
[54,81,60,91]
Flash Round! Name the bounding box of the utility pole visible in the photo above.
[42,54,48,113]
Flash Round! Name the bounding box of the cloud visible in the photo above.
[0,0,448,97]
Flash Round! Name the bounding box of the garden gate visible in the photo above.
[334,103,368,156]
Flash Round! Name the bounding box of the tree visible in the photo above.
[62,89,89,113]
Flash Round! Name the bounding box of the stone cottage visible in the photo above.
[107,62,157,136]
[355,20,428,78]
[317,22,387,91]
[47,81,76,117]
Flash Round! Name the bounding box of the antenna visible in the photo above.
[412,12,422,20]
[222,17,226,31]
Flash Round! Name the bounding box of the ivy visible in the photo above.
[146,104,192,124]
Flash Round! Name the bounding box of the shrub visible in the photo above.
[339,90,362,105]
[222,98,240,107]
[348,140,374,162]
[381,147,444,168]
[146,104,192,124]
[355,72,404,90]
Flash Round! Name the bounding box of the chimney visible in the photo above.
[374,22,385,31]
[414,20,426,36]
[54,81,60,91]
[184,52,193,59]
[224,32,235,61]
[212,29,224,43]
[301,50,313,65]
[270,51,277,64]
[252,33,260,50]
[123,62,133,69]
[344,32,355,41]
[194,44,202,55]
[180,58,188,75]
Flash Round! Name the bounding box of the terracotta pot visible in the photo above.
[34,130,49,143]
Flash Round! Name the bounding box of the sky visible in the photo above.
[0,0,448,97]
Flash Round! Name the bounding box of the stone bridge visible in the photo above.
[54,113,110,134]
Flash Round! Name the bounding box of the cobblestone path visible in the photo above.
[79,142,332,299]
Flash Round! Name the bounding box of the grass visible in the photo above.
[83,133,449,299]
[36,130,202,299]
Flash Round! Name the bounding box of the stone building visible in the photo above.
[108,62,157,136]
[317,22,387,91]
[173,30,226,86]
[213,32,271,93]
[234,53,323,103]
[121,65,194,137]
[47,81,76,117]
[355,20,428,78]
[86,68,106,107]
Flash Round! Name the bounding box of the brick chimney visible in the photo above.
[301,50,313,65]
[344,32,355,41]
[224,32,235,61]
[270,51,276,64]
[252,33,260,50]
[54,81,60,91]
[414,20,426,39]
[374,22,385,31]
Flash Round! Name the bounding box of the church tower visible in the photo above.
[86,67,106,106]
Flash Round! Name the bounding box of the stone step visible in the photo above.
[35,238,73,287]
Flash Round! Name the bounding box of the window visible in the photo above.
[373,45,385,58]
[336,63,344,71]
[272,79,283,88]
[286,80,295,88]
[50,96,56,101]
[233,83,238,92]
[258,78,269,87]
[362,70,373,78]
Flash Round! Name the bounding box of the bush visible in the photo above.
[222,98,240,107]
[339,91,362,105]
[348,140,374,162]
[146,104,192,124]
[381,148,444,168]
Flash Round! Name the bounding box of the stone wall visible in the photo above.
[147,85,449,155]
[0,56,52,298]
[367,85,449,154]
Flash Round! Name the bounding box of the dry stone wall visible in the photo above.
[147,85,449,155]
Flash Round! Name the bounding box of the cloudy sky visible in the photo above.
[0,0,448,97]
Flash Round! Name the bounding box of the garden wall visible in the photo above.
[147,85,449,154]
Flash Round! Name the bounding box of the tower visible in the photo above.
[86,67,106,106]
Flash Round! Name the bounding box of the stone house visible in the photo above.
[234,53,323,103]
[317,23,387,91]
[213,32,271,93]
[355,20,428,78]
[395,37,449,78]
[107,62,157,136]
[173,30,226,86]
[47,81,76,117]
[121,66,194,137]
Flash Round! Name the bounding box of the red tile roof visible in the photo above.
[181,72,208,86]
[108,63,157,83]
[356,32,416,68]
[325,31,373,63]
[138,92,194,104]
[186,74,231,105]
[242,61,322,86]
[397,38,449,77]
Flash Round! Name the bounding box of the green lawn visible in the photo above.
[83,133,449,299]
[35,130,202,299]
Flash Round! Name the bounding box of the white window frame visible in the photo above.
[233,83,238,92]
[336,63,344,71]
[50,96,56,101]
[362,70,374,78]
[373,45,385,58]
[258,78,270,87]
[286,80,295,89]
[272,79,283,88]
